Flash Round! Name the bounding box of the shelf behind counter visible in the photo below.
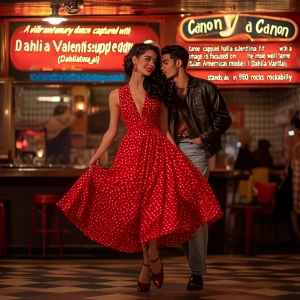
[0,166,240,256]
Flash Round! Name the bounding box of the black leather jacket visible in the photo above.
[169,75,232,158]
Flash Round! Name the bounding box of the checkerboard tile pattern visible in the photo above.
[1,255,300,299]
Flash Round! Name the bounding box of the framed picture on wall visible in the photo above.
[228,106,244,127]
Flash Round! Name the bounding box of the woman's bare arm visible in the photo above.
[89,89,121,167]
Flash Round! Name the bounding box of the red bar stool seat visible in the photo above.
[29,194,62,258]
[0,196,8,257]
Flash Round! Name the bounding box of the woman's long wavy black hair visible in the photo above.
[123,43,175,107]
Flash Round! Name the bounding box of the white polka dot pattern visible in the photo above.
[57,84,223,253]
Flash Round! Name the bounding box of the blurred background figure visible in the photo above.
[252,139,274,169]
[44,104,75,164]
[287,117,300,243]
[234,128,253,172]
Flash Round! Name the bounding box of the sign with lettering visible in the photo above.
[188,70,300,85]
[9,23,159,72]
[180,14,298,42]
[187,43,298,69]
[177,14,300,86]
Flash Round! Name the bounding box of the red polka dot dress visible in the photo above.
[57,84,223,253]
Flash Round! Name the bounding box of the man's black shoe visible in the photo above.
[187,274,203,291]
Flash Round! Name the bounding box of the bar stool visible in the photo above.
[226,182,277,255]
[29,194,62,258]
[0,196,8,257]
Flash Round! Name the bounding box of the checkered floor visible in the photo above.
[1,254,300,299]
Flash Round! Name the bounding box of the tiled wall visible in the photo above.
[272,88,299,164]
[221,87,300,167]
[15,86,70,130]
[14,87,70,154]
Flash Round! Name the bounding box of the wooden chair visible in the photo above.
[235,167,270,205]
[236,175,254,204]
[252,167,270,183]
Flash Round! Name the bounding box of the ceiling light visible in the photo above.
[43,1,67,25]
[144,40,154,44]
[37,96,61,102]
[63,0,84,15]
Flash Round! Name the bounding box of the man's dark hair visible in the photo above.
[161,45,189,68]
[291,117,300,130]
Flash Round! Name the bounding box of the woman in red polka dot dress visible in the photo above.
[57,43,222,292]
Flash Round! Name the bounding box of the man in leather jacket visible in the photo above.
[161,45,232,291]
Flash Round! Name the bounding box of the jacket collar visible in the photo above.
[186,74,197,88]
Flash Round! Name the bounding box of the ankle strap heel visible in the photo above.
[137,263,151,292]
[149,256,164,289]
[149,256,160,263]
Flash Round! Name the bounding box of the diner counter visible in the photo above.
[0,164,88,177]
[0,164,245,178]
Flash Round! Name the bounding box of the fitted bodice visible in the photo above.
[118,84,160,132]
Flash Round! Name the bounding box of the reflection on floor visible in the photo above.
[1,254,300,299]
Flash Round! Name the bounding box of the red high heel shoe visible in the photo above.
[149,256,164,289]
[137,263,151,292]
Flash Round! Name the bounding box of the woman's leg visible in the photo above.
[148,238,164,288]
[148,238,162,274]
[138,242,151,284]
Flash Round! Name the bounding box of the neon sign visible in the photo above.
[180,14,298,42]
[10,24,159,72]
[177,13,300,86]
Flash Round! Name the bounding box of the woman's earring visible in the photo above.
[133,65,137,72]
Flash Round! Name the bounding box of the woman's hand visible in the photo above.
[89,156,99,169]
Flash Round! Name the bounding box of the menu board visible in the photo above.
[177,14,300,86]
